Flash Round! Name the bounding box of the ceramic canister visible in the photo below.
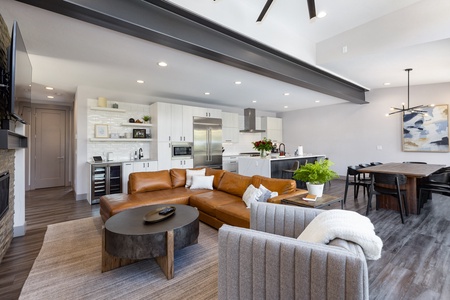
[98,97,107,107]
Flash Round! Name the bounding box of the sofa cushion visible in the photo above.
[217,172,253,197]
[189,190,241,217]
[242,184,262,208]
[205,168,226,189]
[170,168,186,188]
[215,202,250,228]
[190,175,214,190]
[186,168,206,187]
[129,170,172,194]
[252,175,296,195]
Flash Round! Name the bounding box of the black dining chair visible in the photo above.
[367,173,408,224]
[343,166,371,204]
[281,160,300,179]
[417,170,450,214]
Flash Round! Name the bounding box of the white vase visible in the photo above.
[306,182,324,197]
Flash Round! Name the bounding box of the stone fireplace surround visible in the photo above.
[0,149,14,262]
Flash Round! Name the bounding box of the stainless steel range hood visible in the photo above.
[240,108,265,133]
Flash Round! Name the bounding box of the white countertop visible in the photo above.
[87,158,157,165]
[238,154,326,161]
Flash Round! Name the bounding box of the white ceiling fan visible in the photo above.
[257,0,316,22]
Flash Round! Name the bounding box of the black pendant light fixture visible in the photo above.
[387,68,431,116]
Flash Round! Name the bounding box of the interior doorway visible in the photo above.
[20,103,72,190]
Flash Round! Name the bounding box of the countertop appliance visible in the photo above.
[193,117,222,169]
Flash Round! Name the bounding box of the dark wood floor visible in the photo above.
[0,180,449,300]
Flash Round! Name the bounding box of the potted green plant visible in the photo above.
[293,159,339,197]
[142,115,151,123]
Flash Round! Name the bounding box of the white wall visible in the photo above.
[280,82,450,176]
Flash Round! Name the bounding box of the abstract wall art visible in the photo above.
[402,104,449,152]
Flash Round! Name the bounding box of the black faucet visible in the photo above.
[279,143,286,156]
[138,148,143,159]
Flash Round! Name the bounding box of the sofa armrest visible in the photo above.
[267,188,307,204]
[218,225,369,300]
[250,202,323,238]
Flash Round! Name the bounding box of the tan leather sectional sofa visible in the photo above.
[100,168,306,229]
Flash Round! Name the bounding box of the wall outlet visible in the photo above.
[376,145,383,150]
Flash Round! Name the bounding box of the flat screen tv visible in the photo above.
[1,21,31,125]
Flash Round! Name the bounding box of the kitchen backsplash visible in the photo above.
[87,99,152,162]
[222,132,263,155]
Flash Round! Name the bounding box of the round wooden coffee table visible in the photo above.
[102,204,199,279]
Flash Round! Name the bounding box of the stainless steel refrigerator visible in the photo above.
[193,117,222,169]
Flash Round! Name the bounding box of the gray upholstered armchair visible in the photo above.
[218,202,369,300]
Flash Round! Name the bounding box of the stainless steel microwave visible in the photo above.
[172,143,193,159]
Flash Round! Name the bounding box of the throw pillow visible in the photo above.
[190,175,214,190]
[258,184,272,202]
[242,184,262,208]
[185,168,206,187]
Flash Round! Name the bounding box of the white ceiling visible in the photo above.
[1,0,450,112]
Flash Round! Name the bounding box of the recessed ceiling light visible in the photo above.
[158,61,168,67]
[284,93,290,96]
[45,86,53,90]
[235,81,242,85]
[315,100,320,103]
[384,82,391,86]
[284,105,288,109]
[252,100,257,103]
[47,96,54,99]
[317,11,327,18]
[204,92,210,95]
[137,80,144,84]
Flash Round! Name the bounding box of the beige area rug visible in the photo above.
[19,217,219,300]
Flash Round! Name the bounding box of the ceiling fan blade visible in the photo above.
[307,0,316,19]
[256,0,274,22]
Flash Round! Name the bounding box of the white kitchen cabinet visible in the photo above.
[171,159,193,169]
[222,155,238,173]
[222,112,239,143]
[192,106,221,118]
[122,162,134,193]
[133,160,158,172]
[182,105,194,142]
[157,142,172,171]
[122,160,158,193]
[261,116,283,143]
[151,102,193,143]
[150,102,172,142]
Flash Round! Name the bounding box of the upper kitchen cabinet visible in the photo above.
[150,102,194,142]
[192,106,221,118]
[150,102,172,142]
[222,112,239,143]
[261,117,283,143]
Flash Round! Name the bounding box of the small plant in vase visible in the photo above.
[252,137,273,158]
[142,115,151,124]
[293,159,338,197]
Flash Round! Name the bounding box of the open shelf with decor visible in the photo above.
[120,123,152,127]
[89,106,126,113]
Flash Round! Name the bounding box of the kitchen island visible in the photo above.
[238,155,326,179]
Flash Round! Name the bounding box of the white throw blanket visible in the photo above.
[297,209,383,260]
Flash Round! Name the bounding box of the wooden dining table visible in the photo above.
[360,162,446,214]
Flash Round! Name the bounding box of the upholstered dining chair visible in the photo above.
[218,202,369,300]
[367,173,408,223]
